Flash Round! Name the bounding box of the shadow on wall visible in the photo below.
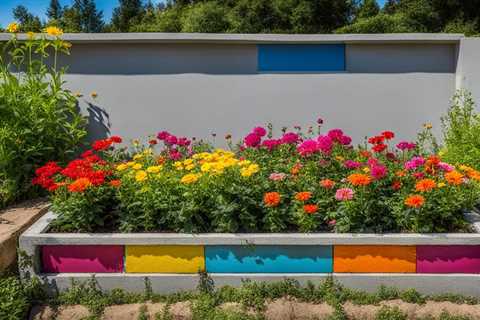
[85,102,111,142]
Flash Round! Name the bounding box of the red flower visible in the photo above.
[372,144,387,153]
[81,150,94,158]
[149,139,158,145]
[382,131,395,140]
[392,180,402,191]
[303,204,318,214]
[368,136,385,145]
[92,139,112,151]
[109,180,121,187]
[110,136,122,143]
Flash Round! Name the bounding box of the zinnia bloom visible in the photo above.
[347,173,371,186]
[269,173,287,181]
[253,126,267,137]
[157,131,170,140]
[264,192,281,207]
[445,171,464,185]
[405,194,425,208]
[320,179,335,189]
[297,139,318,156]
[415,179,437,192]
[244,133,261,148]
[372,144,387,153]
[295,191,312,202]
[392,180,402,190]
[92,139,112,151]
[68,178,92,193]
[344,160,361,169]
[396,141,416,151]
[181,173,201,184]
[135,170,148,182]
[281,132,300,144]
[317,135,333,154]
[110,136,122,143]
[382,131,395,140]
[109,180,121,187]
[370,164,387,179]
[335,188,354,201]
[303,204,318,214]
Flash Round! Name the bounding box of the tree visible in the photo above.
[47,0,63,21]
[12,5,42,32]
[61,0,105,33]
[356,0,380,20]
[111,0,145,32]
[181,1,230,32]
[383,0,399,14]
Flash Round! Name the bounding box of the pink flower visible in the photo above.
[367,157,379,167]
[327,129,344,142]
[269,172,287,181]
[438,162,454,172]
[297,139,318,156]
[396,141,416,151]
[169,149,182,160]
[262,139,281,151]
[281,132,300,144]
[339,135,352,145]
[157,131,170,140]
[317,135,333,154]
[165,135,178,146]
[371,164,387,179]
[344,160,361,169]
[328,219,337,226]
[404,156,425,171]
[253,126,267,137]
[177,137,191,147]
[244,133,261,147]
[335,188,354,201]
[413,172,425,179]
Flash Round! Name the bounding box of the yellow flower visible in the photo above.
[438,182,446,188]
[133,154,143,161]
[116,163,128,171]
[27,31,35,39]
[174,161,184,170]
[146,166,161,174]
[127,161,136,167]
[181,173,200,184]
[201,163,212,172]
[335,156,345,162]
[62,41,72,49]
[44,26,63,37]
[6,22,19,33]
[423,123,433,129]
[135,170,147,182]
[185,164,195,171]
[91,92,98,98]
[240,164,260,177]
[183,159,194,165]
[238,160,251,167]
[132,163,143,170]
[362,167,370,173]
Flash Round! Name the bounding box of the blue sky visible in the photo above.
[1,0,387,28]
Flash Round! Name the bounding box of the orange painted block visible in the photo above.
[334,245,416,273]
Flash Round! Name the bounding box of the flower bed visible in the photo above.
[32,120,480,234]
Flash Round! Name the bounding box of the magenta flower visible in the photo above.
[404,156,425,170]
[327,129,344,142]
[317,135,333,154]
[371,164,387,179]
[438,162,454,172]
[157,131,170,140]
[169,149,182,160]
[281,132,300,144]
[297,139,318,156]
[253,126,267,137]
[339,135,352,145]
[396,141,416,151]
[335,188,354,201]
[177,137,191,147]
[344,160,361,169]
[165,135,178,146]
[262,139,281,151]
[269,172,287,181]
[244,132,261,147]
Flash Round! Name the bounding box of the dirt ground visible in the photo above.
[29,298,480,319]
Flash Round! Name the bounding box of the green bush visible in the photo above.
[0,28,87,208]
[441,90,480,170]
[375,306,407,320]
[0,276,44,320]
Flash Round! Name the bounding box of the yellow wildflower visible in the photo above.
[62,42,72,49]
[362,167,370,173]
[241,164,260,177]
[133,154,143,161]
[74,92,82,98]
[201,163,213,172]
[335,156,345,162]
[116,163,128,171]
[185,164,195,171]
[44,26,63,37]
[132,163,143,170]
[135,170,147,182]
[181,173,201,184]
[438,182,446,188]
[127,161,136,167]
[238,160,251,167]
[174,161,184,170]
[146,166,161,174]
[183,159,194,165]
[6,22,19,33]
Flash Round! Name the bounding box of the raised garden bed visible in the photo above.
[20,210,480,296]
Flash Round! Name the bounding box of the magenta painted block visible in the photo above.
[42,245,124,273]
[417,246,480,273]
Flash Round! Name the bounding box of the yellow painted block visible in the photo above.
[126,245,205,273]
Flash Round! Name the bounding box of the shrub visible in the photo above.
[375,306,407,320]
[0,26,87,208]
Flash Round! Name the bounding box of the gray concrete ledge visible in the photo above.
[0,33,464,44]
[20,211,480,247]
[42,273,480,296]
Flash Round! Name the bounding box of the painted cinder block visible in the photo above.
[334,245,416,273]
[41,245,124,273]
[125,245,205,273]
[257,44,346,72]
[205,245,333,273]
[417,246,480,273]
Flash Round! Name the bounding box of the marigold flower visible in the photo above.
[295,191,312,202]
[405,194,425,208]
[264,192,281,207]
[109,180,121,187]
[44,26,63,37]
[68,178,92,193]
[6,22,19,33]
[135,170,147,182]
[415,179,437,192]
[320,179,335,189]
[303,204,318,214]
[181,173,201,184]
[445,171,464,185]
[347,173,372,186]
[335,188,354,201]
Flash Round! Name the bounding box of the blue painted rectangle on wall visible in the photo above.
[205,245,333,273]
[257,44,345,72]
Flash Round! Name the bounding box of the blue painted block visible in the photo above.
[205,245,333,273]
[257,44,345,72]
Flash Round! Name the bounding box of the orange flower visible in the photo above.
[109,180,121,188]
[295,191,312,202]
[264,192,281,207]
[405,194,425,208]
[347,173,372,186]
[445,171,464,185]
[291,163,302,175]
[395,170,406,177]
[360,150,371,158]
[415,179,436,192]
[320,179,335,189]
[303,204,318,214]
[392,180,402,190]
[68,178,92,193]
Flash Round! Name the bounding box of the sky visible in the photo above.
[0,0,388,28]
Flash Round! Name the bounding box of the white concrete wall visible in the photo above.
[457,38,480,107]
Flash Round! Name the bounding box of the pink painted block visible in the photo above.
[42,245,124,273]
[417,246,480,273]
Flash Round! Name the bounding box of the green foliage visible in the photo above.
[0,276,44,320]
[111,0,145,32]
[0,33,87,208]
[356,0,381,20]
[375,306,407,320]
[442,90,480,170]
[181,2,230,33]
[12,5,42,32]
[336,13,414,33]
